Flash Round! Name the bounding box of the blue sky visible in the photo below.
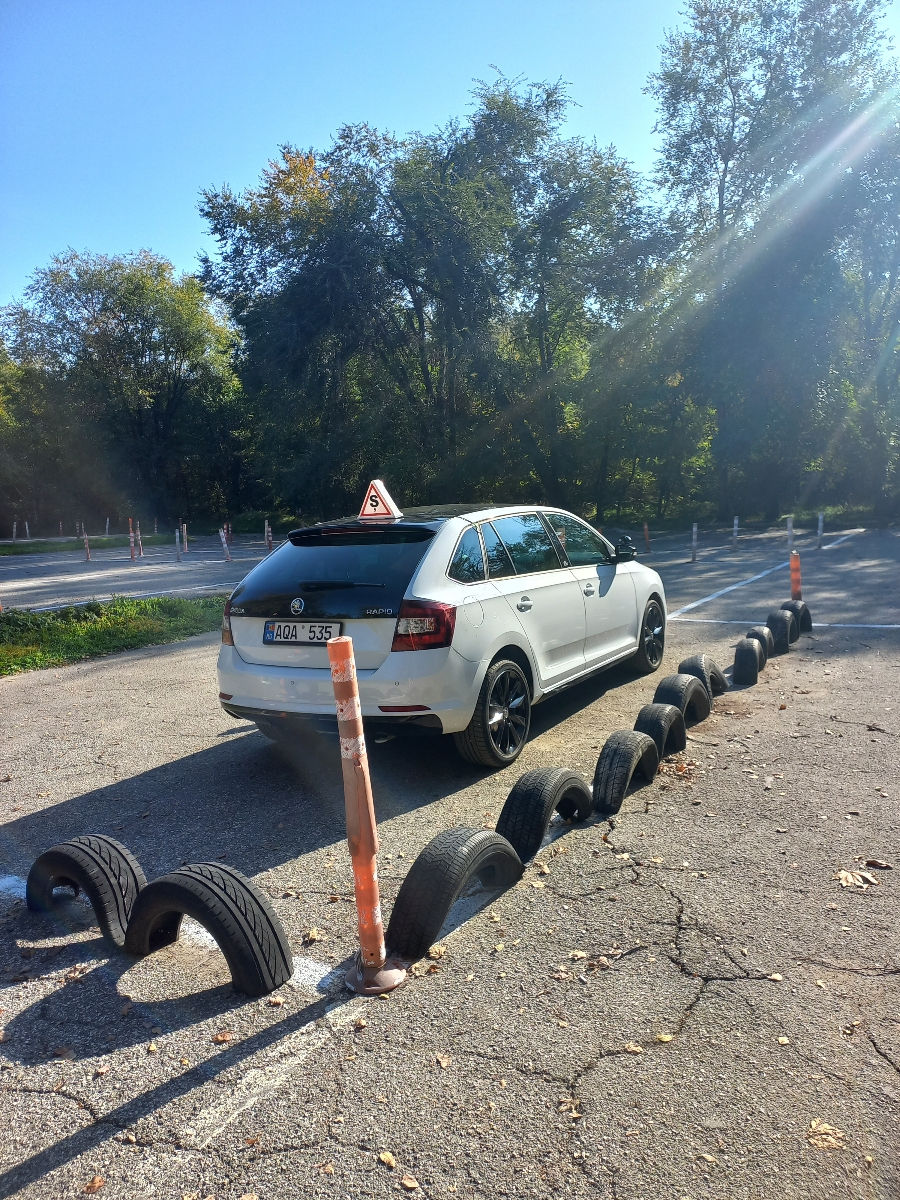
[1,0,897,307]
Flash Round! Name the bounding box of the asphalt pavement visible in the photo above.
[0,526,898,1199]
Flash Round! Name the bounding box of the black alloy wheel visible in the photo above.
[635,599,666,672]
[486,664,531,760]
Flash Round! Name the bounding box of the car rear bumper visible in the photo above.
[216,643,483,734]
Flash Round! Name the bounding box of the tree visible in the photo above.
[1,251,242,524]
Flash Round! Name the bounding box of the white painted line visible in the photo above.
[812,622,900,630]
[670,617,900,630]
[178,1000,362,1149]
[667,561,789,618]
[667,531,862,619]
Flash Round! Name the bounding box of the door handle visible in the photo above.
[583,585,595,596]
[516,596,533,612]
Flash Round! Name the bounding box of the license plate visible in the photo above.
[263,620,342,645]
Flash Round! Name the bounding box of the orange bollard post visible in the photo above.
[327,636,406,995]
[790,550,802,600]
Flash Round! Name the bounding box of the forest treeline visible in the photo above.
[1,0,898,534]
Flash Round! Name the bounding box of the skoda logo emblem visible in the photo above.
[290,597,305,616]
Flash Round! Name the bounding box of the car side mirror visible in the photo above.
[616,536,637,563]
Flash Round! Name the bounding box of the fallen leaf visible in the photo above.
[655,1033,673,1043]
[354,1017,368,1031]
[493,942,505,953]
[558,1096,583,1118]
[244,1136,261,1146]
[769,973,783,981]
[624,1042,643,1054]
[302,927,327,944]
[238,1193,259,1200]
[778,704,787,710]
[569,950,587,961]
[427,944,447,959]
[436,1053,452,1069]
[92,1064,109,1078]
[319,1162,335,1174]
[862,858,892,870]
[537,862,550,875]
[807,1119,845,1150]
[696,1152,718,1164]
[530,880,546,889]
[147,1042,158,1054]
[378,1150,396,1169]
[211,1030,234,1044]
[400,1175,420,1190]
[778,1036,790,1045]
[837,869,880,890]
[83,1179,105,1194]
[267,995,285,1007]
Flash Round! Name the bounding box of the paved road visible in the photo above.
[0,536,266,610]
[0,528,898,1198]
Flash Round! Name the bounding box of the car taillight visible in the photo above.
[222,599,234,646]
[391,599,456,652]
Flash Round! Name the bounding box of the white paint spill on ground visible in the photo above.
[0,875,27,902]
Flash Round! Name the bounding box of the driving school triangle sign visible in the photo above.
[358,479,403,519]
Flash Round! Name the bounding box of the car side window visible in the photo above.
[480,522,516,579]
[448,527,485,583]
[490,513,563,574]
[546,513,613,566]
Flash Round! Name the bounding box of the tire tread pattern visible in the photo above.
[633,703,687,759]
[386,828,523,961]
[495,768,593,862]
[746,625,773,666]
[592,730,659,817]
[26,834,147,949]
[651,673,712,725]
[766,609,794,654]
[677,653,729,701]
[781,599,812,634]
[125,861,292,997]
[733,637,762,685]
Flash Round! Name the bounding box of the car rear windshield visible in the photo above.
[230,527,435,618]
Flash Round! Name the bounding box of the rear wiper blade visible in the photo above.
[296,580,387,590]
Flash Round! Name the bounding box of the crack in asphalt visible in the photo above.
[867,1032,900,1078]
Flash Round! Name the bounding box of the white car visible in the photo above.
[217,495,666,767]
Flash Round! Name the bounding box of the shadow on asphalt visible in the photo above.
[0,663,641,886]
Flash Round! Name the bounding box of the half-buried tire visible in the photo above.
[652,673,712,725]
[124,862,292,997]
[633,703,687,760]
[766,609,795,654]
[386,828,523,962]
[592,731,659,818]
[495,768,593,863]
[746,625,774,666]
[678,653,729,701]
[26,835,147,949]
[733,637,762,685]
[781,599,812,634]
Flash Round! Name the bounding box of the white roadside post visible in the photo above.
[219,527,232,562]
[24,521,30,540]
[817,512,824,550]
[105,517,110,536]
[787,515,794,552]
[175,528,182,562]
[733,516,739,547]
[691,522,698,563]
[12,521,16,542]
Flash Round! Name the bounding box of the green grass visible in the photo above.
[0,594,226,675]
[0,535,174,556]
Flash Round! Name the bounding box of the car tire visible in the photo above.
[633,702,687,759]
[652,673,711,725]
[733,637,762,685]
[631,597,666,674]
[781,599,812,634]
[592,731,659,817]
[746,625,774,666]
[124,862,293,997]
[677,653,729,701]
[452,659,532,769]
[766,609,795,654]
[26,835,147,950]
[385,828,523,961]
[495,768,593,862]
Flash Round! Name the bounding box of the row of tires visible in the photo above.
[385,598,813,962]
[25,600,812,993]
[26,838,293,997]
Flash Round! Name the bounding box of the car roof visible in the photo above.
[290,502,567,538]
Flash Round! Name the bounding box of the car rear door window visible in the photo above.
[481,522,516,579]
[544,513,613,566]
[491,513,563,574]
[448,527,486,582]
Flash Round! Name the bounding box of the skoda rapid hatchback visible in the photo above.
[217,486,667,768]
